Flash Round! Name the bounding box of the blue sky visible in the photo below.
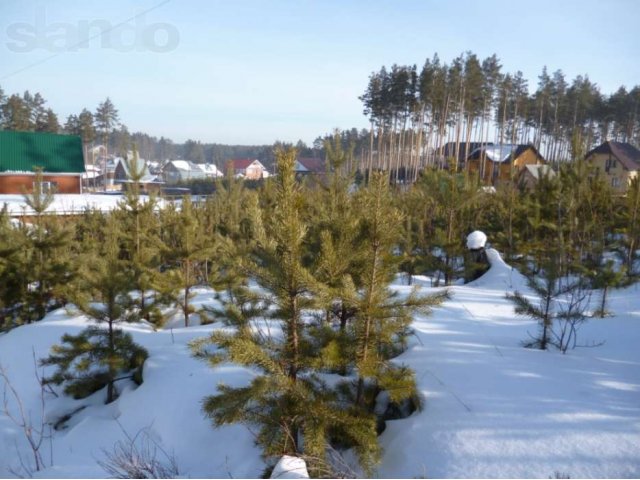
[0,0,639,145]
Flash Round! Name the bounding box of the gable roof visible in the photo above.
[0,130,85,174]
[295,157,326,174]
[116,157,151,177]
[467,144,542,163]
[586,141,640,171]
[196,163,221,176]
[167,160,193,171]
[442,142,493,162]
[522,164,556,180]
[226,158,265,170]
[164,160,222,178]
[115,158,161,184]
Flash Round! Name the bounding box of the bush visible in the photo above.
[41,326,148,401]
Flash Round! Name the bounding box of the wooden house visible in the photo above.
[0,131,85,194]
[466,144,544,185]
[584,141,640,193]
[440,142,493,169]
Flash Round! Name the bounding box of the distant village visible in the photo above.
[0,130,334,198]
[1,129,639,206]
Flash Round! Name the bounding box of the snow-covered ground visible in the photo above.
[379,251,640,478]
[0,250,639,478]
[0,194,167,217]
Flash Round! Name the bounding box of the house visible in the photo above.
[114,157,164,192]
[294,157,327,185]
[198,163,222,178]
[440,142,494,169]
[0,130,85,194]
[163,160,222,184]
[294,157,326,175]
[517,164,556,190]
[466,144,544,184]
[81,164,102,189]
[584,141,640,193]
[225,159,268,180]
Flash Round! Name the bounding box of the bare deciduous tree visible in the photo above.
[0,358,52,477]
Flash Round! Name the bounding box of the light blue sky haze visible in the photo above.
[0,0,638,145]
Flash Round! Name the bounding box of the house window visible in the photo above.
[34,181,57,193]
[612,177,621,188]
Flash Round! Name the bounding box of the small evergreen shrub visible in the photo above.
[41,326,148,401]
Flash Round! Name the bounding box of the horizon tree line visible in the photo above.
[359,51,640,182]
[1,51,639,182]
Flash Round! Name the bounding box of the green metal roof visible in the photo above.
[0,130,85,174]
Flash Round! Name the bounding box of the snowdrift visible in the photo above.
[1,248,639,478]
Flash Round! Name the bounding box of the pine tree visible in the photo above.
[0,206,26,330]
[40,215,147,403]
[64,114,80,135]
[588,259,627,317]
[114,148,165,325]
[506,251,583,350]
[205,174,254,286]
[418,169,482,285]
[352,173,447,410]
[95,97,119,147]
[77,109,96,145]
[195,148,382,476]
[21,170,75,322]
[617,177,640,279]
[95,98,119,190]
[160,196,212,327]
[306,134,363,374]
[486,181,528,265]
[1,94,31,131]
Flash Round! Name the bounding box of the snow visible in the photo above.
[168,160,192,171]
[0,194,167,217]
[1,249,639,478]
[197,163,223,177]
[0,312,262,478]
[481,144,517,163]
[271,456,309,479]
[376,249,640,478]
[466,230,487,250]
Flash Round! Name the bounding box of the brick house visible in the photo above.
[0,131,85,194]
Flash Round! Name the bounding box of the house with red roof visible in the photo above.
[225,159,267,180]
[294,157,326,175]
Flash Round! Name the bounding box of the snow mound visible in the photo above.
[465,248,527,292]
[271,456,309,479]
[466,230,487,250]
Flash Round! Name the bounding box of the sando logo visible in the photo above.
[5,9,180,53]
